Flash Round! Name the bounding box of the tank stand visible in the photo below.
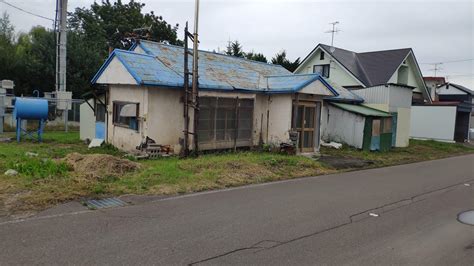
[16,118,45,143]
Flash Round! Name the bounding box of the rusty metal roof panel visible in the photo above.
[92,41,339,95]
[137,40,289,90]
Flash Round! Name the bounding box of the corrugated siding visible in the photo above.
[323,104,365,148]
[352,85,390,104]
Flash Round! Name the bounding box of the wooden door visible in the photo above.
[294,104,317,152]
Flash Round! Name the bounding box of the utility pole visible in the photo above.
[325,21,340,48]
[55,0,69,132]
[192,0,200,155]
[182,0,200,157]
[55,0,67,93]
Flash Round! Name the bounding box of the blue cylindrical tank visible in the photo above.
[14,98,49,120]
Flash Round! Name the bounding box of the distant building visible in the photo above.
[295,44,426,148]
[423,76,446,101]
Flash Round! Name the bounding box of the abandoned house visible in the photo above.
[295,44,430,148]
[84,40,346,154]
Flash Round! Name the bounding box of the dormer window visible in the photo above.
[320,51,325,60]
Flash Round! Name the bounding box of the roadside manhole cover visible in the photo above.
[84,198,128,210]
[458,210,474,225]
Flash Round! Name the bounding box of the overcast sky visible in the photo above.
[2,0,474,87]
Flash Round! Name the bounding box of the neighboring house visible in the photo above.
[423,76,445,101]
[325,103,393,151]
[294,44,431,104]
[87,40,340,154]
[295,44,427,148]
[410,82,473,142]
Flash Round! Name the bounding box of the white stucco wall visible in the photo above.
[107,85,148,151]
[323,105,365,149]
[97,57,137,85]
[410,106,457,142]
[299,79,334,96]
[395,107,411,147]
[267,94,292,144]
[79,99,95,141]
[147,87,185,153]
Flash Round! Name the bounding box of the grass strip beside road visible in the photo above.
[0,131,472,216]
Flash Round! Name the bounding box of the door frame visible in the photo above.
[292,99,321,153]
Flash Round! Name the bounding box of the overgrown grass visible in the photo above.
[106,152,330,195]
[321,139,474,167]
[0,131,473,217]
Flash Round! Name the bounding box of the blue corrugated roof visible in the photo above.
[91,41,339,95]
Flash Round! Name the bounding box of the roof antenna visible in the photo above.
[428,62,443,77]
[325,21,340,53]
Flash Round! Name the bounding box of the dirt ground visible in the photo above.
[63,153,141,179]
[316,155,375,169]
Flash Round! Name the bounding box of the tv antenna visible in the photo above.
[428,62,443,77]
[325,21,340,52]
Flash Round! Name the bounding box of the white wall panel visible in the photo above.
[410,106,456,142]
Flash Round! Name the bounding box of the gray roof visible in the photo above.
[440,82,474,95]
[319,44,412,87]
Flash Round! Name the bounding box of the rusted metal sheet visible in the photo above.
[92,41,341,97]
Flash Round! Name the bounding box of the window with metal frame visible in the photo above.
[313,64,330,78]
[113,101,139,130]
[197,97,254,146]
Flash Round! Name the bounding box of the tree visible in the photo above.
[245,52,267,63]
[0,12,16,80]
[271,50,300,72]
[223,40,268,63]
[69,0,182,52]
[13,27,56,96]
[225,40,244,57]
[0,12,14,42]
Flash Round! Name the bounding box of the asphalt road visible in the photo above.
[1,155,473,265]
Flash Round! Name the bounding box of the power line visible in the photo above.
[421,59,474,65]
[0,0,54,22]
[428,62,443,77]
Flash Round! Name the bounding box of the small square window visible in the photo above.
[113,102,139,131]
[313,64,330,78]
